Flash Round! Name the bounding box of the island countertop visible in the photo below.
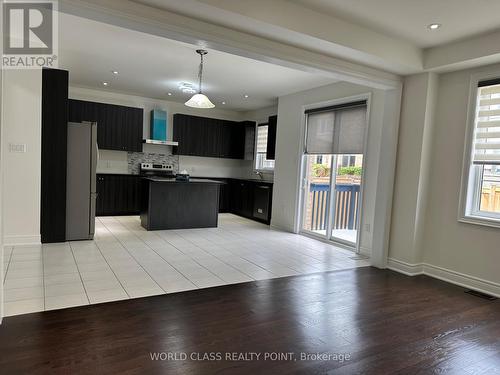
[140,177,221,230]
[142,177,224,184]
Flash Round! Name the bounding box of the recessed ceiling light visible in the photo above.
[102,82,109,86]
[111,70,119,75]
[428,23,441,30]
[167,92,172,96]
[221,101,226,105]
[244,94,249,98]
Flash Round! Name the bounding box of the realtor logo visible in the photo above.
[2,0,58,69]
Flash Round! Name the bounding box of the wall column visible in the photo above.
[388,72,437,271]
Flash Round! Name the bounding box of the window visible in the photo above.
[342,155,356,167]
[462,78,500,224]
[255,124,275,170]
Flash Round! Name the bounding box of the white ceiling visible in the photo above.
[58,13,336,111]
[290,0,500,48]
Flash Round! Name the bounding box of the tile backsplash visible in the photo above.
[127,152,179,174]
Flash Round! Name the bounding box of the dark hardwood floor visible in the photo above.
[0,267,499,374]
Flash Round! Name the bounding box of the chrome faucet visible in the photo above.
[254,171,264,180]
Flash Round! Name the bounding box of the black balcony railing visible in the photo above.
[309,183,360,231]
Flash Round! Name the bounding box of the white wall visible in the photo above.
[271,81,402,266]
[179,156,252,178]
[389,64,500,296]
[241,105,278,124]
[96,149,129,174]
[70,86,257,178]
[2,70,43,246]
[424,65,500,288]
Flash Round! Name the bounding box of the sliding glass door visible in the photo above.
[330,154,363,245]
[302,154,333,237]
[301,154,363,247]
[300,99,367,249]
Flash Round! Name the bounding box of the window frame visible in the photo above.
[458,71,500,228]
[254,123,275,172]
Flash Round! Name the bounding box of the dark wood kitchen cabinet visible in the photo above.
[230,180,254,218]
[220,120,246,159]
[69,99,143,152]
[218,181,231,213]
[228,179,273,224]
[173,114,255,159]
[41,68,69,243]
[172,114,214,157]
[242,121,256,161]
[266,115,277,160]
[191,177,231,213]
[96,174,141,216]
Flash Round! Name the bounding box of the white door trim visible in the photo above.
[298,93,372,254]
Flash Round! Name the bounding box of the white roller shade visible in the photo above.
[335,106,367,154]
[474,83,500,165]
[305,111,335,154]
[305,103,367,155]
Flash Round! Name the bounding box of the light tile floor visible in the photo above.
[3,214,370,317]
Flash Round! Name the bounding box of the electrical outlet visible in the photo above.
[364,223,371,233]
[9,143,26,153]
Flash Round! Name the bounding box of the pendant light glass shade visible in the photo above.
[185,93,215,108]
[185,49,215,109]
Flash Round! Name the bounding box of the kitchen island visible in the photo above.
[140,177,223,230]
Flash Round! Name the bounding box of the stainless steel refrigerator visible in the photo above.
[66,121,98,241]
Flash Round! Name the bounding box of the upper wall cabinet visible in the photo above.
[241,120,256,161]
[69,99,143,152]
[266,115,277,160]
[172,114,255,159]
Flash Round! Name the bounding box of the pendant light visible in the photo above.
[185,49,215,109]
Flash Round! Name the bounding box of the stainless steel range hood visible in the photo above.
[143,109,178,146]
[142,139,178,146]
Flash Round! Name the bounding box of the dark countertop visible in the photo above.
[97,173,273,184]
[144,177,224,184]
[242,178,274,184]
[192,176,274,184]
[97,172,138,176]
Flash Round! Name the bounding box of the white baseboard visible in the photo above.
[388,257,500,298]
[3,235,41,246]
[423,263,500,298]
[387,258,424,276]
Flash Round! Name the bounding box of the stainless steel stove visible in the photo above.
[139,163,174,177]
